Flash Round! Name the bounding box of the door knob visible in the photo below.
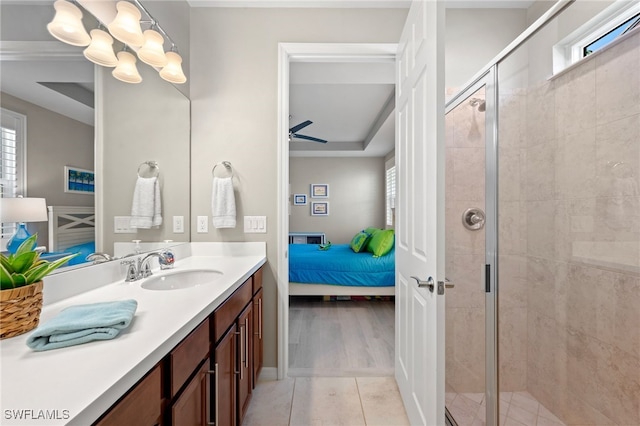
[411,276,435,292]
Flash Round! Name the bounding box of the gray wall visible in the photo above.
[290,157,385,244]
[189,6,408,369]
[99,64,191,253]
[1,92,94,250]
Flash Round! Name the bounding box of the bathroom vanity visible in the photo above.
[0,243,266,425]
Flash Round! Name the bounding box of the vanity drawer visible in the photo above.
[95,364,162,426]
[213,277,252,343]
[252,266,263,294]
[170,318,210,398]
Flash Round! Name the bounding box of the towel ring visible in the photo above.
[212,161,234,178]
[138,161,160,178]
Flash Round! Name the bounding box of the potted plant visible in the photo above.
[0,234,78,339]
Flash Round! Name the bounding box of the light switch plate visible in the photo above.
[173,216,184,233]
[197,216,208,233]
[244,216,267,233]
[114,216,135,234]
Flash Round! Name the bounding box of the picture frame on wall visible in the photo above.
[311,201,329,216]
[310,183,329,198]
[293,194,307,205]
[64,166,95,195]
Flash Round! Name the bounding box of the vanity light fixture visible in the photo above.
[159,46,187,84]
[46,0,91,47]
[83,27,118,67]
[138,25,168,67]
[46,0,187,84]
[112,48,142,84]
[107,1,145,47]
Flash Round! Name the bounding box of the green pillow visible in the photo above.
[367,229,395,257]
[364,227,381,237]
[349,232,370,253]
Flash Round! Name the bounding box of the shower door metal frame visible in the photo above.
[444,66,499,426]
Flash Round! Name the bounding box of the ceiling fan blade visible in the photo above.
[292,133,328,144]
[289,120,313,134]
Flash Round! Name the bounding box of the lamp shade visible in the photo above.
[107,1,144,47]
[46,0,91,47]
[159,51,187,84]
[0,197,48,223]
[83,29,118,67]
[138,29,168,67]
[112,51,142,84]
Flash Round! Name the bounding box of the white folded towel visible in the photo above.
[212,176,236,228]
[130,176,162,229]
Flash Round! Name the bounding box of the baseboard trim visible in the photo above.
[258,367,278,381]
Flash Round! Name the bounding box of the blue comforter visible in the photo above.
[289,243,395,287]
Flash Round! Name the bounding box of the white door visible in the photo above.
[395,1,446,425]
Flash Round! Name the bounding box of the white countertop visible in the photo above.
[0,244,266,425]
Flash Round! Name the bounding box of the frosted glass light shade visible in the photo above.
[83,29,118,67]
[112,51,142,84]
[138,29,168,67]
[159,51,187,84]
[107,1,144,47]
[46,0,91,47]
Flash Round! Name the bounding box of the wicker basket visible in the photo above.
[0,281,44,339]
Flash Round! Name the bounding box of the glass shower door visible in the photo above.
[444,84,489,426]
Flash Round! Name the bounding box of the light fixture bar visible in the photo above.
[131,0,176,48]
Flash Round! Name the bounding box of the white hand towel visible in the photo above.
[212,176,236,228]
[130,176,162,229]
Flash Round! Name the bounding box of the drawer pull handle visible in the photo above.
[239,323,245,381]
[254,298,262,340]
[244,317,250,369]
[205,363,218,426]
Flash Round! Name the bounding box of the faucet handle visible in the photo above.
[120,260,138,282]
[160,249,175,270]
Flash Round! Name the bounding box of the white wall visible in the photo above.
[289,157,385,244]
[189,6,408,369]
[445,8,528,90]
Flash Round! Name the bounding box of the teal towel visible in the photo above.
[26,299,137,351]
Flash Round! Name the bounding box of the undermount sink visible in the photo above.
[141,269,224,291]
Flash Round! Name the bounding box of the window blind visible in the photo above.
[1,109,26,240]
[386,166,396,227]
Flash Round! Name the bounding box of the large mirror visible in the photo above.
[0,2,190,270]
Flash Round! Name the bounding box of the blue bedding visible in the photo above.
[64,241,95,266]
[289,243,395,287]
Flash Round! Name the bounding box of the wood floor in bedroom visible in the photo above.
[288,297,395,376]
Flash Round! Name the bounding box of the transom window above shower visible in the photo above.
[552,0,640,75]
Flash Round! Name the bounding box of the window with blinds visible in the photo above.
[385,165,396,227]
[1,108,27,241]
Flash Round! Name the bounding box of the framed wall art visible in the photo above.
[310,183,329,198]
[64,166,95,194]
[293,194,308,205]
[311,201,329,216]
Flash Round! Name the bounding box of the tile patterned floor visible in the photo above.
[243,376,410,426]
[446,391,566,426]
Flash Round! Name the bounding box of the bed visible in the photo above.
[47,206,95,266]
[289,243,395,296]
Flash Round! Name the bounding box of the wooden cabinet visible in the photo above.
[237,303,253,424]
[95,266,264,426]
[95,365,163,426]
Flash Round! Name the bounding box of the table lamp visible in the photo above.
[1,197,48,254]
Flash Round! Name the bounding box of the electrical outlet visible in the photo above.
[197,216,208,233]
[173,216,184,233]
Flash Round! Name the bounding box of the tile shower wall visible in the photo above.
[501,30,640,425]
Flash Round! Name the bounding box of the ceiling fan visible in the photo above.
[289,120,327,144]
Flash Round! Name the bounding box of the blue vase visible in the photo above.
[7,223,32,254]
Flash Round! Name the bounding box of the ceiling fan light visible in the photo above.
[159,51,186,84]
[112,50,142,84]
[83,29,118,67]
[46,0,91,47]
[107,1,144,47]
[138,29,168,67]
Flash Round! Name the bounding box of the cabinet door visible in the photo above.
[171,361,209,426]
[213,324,236,426]
[237,303,253,424]
[252,288,263,387]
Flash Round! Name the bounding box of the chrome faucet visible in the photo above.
[121,251,174,282]
[86,252,114,264]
